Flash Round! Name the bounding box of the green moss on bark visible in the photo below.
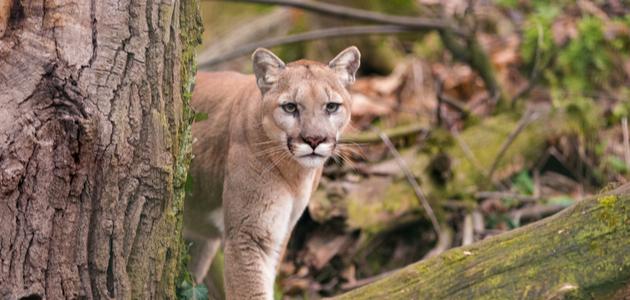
[145,0,203,298]
[174,0,203,293]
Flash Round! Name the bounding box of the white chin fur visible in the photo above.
[295,155,328,168]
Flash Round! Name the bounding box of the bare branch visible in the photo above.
[378,131,441,235]
[462,213,474,246]
[421,225,453,259]
[487,111,539,180]
[208,0,464,35]
[341,123,427,145]
[451,126,486,175]
[622,117,630,170]
[474,191,539,203]
[435,77,470,120]
[198,25,416,69]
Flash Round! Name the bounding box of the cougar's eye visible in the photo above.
[325,102,340,113]
[281,103,298,114]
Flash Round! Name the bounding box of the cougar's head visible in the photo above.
[253,46,360,168]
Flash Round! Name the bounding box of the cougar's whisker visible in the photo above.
[261,152,290,176]
[334,150,358,171]
[337,144,366,160]
[253,146,286,157]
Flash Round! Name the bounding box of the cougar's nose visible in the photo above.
[301,135,326,149]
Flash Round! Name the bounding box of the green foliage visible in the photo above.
[520,4,558,68]
[178,280,209,300]
[520,2,630,95]
[610,90,630,123]
[605,156,629,174]
[494,0,518,9]
[194,112,208,122]
[367,0,418,15]
[556,17,611,92]
[412,32,444,61]
[513,171,534,195]
[547,195,575,206]
[551,94,603,138]
[274,282,284,300]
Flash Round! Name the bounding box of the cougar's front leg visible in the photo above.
[223,189,291,300]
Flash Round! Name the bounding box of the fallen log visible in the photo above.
[330,184,630,299]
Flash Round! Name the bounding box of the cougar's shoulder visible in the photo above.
[185,71,259,239]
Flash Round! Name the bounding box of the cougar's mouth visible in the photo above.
[301,153,325,158]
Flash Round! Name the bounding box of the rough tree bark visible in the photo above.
[331,184,630,299]
[0,0,201,299]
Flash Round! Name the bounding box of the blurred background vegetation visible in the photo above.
[189,0,630,299]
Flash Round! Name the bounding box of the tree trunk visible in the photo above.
[331,184,630,300]
[0,0,201,298]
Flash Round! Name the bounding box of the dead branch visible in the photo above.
[435,77,470,122]
[487,111,539,180]
[379,131,441,235]
[340,123,427,145]
[198,25,422,70]
[622,117,630,170]
[462,213,474,246]
[510,204,568,223]
[474,191,539,203]
[198,25,416,69]
[450,127,486,175]
[208,0,463,35]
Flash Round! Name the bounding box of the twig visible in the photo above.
[435,80,444,126]
[622,117,630,170]
[451,127,486,174]
[341,123,427,144]
[198,25,417,69]
[341,269,396,291]
[378,131,441,235]
[487,111,538,180]
[442,200,476,211]
[511,22,543,105]
[210,0,464,35]
[435,77,470,122]
[462,213,474,246]
[510,204,568,223]
[472,210,484,234]
[422,224,453,259]
[474,191,539,203]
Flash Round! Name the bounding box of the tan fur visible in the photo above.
[185,47,360,300]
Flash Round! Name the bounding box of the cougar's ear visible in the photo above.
[252,48,286,94]
[328,46,361,86]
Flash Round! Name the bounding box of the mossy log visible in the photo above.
[330,184,630,299]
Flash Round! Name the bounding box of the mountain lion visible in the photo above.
[185,46,361,299]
